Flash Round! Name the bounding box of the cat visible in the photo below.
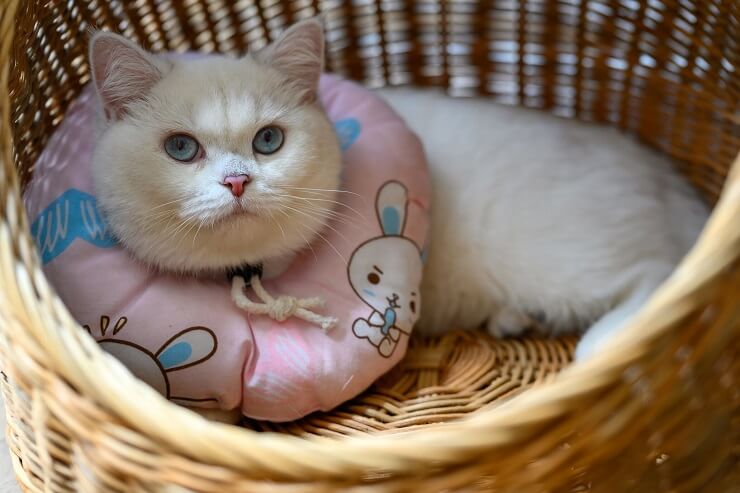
[376,87,708,359]
[88,18,708,362]
[89,19,341,280]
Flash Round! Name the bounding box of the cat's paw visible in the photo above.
[487,307,533,339]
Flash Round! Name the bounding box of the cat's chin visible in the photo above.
[215,207,257,226]
[207,198,279,229]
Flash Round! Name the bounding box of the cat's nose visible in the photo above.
[222,174,251,198]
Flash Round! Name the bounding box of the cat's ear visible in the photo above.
[255,18,325,104]
[88,32,171,121]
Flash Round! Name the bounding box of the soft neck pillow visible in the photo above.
[23,73,430,421]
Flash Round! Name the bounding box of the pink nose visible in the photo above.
[222,174,251,197]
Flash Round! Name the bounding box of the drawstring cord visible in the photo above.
[229,265,337,332]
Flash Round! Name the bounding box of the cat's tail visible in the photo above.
[576,171,709,361]
[575,260,674,361]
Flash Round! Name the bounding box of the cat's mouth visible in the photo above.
[216,202,256,224]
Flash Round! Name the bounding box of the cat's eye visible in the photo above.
[164,134,201,162]
[253,126,284,155]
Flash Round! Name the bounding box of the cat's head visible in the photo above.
[88,19,341,274]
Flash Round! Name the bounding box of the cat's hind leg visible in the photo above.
[486,306,535,339]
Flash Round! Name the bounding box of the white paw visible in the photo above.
[487,307,533,338]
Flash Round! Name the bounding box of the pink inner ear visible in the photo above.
[259,20,324,103]
[90,34,167,120]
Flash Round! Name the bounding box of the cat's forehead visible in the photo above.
[191,90,259,134]
[160,59,292,134]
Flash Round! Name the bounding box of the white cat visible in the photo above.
[88,19,708,362]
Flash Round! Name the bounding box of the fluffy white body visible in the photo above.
[377,88,709,359]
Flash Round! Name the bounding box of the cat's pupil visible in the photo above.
[164,134,200,162]
[253,126,284,155]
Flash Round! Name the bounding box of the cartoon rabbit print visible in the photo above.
[348,181,424,358]
[84,316,217,401]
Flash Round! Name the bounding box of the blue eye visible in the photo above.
[253,126,284,155]
[164,134,201,162]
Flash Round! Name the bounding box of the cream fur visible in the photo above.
[376,87,709,360]
[89,21,341,276]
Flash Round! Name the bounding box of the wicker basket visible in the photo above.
[1,0,738,491]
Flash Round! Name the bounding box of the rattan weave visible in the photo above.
[1,0,738,492]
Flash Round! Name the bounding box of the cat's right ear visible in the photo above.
[88,32,171,121]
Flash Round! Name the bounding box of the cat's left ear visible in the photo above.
[255,18,325,104]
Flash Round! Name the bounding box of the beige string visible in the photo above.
[231,275,338,332]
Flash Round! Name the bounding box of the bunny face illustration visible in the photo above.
[348,181,424,358]
[348,238,423,331]
[85,316,217,400]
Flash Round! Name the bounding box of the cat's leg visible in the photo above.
[486,306,534,338]
[575,263,673,361]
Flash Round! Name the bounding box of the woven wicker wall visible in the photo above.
[1,1,738,492]
[8,0,739,198]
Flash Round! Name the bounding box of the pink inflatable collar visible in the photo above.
[24,73,431,421]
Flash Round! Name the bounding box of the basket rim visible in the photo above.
[23,156,740,481]
[2,0,740,481]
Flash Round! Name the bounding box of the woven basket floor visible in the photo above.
[0,0,738,492]
[245,332,576,435]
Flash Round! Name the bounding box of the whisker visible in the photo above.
[280,204,347,264]
[269,195,367,238]
[289,206,352,246]
[192,220,205,246]
[274,192,368,223]
[313,229,347,265]
[267,209,287,242]
[172,219,200,251]
[290,196,367,221]
[149,198,185,212]
[284,204,356,245]
[277,209,318,262]
[281,186,362,198]
[294,201,369,227]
